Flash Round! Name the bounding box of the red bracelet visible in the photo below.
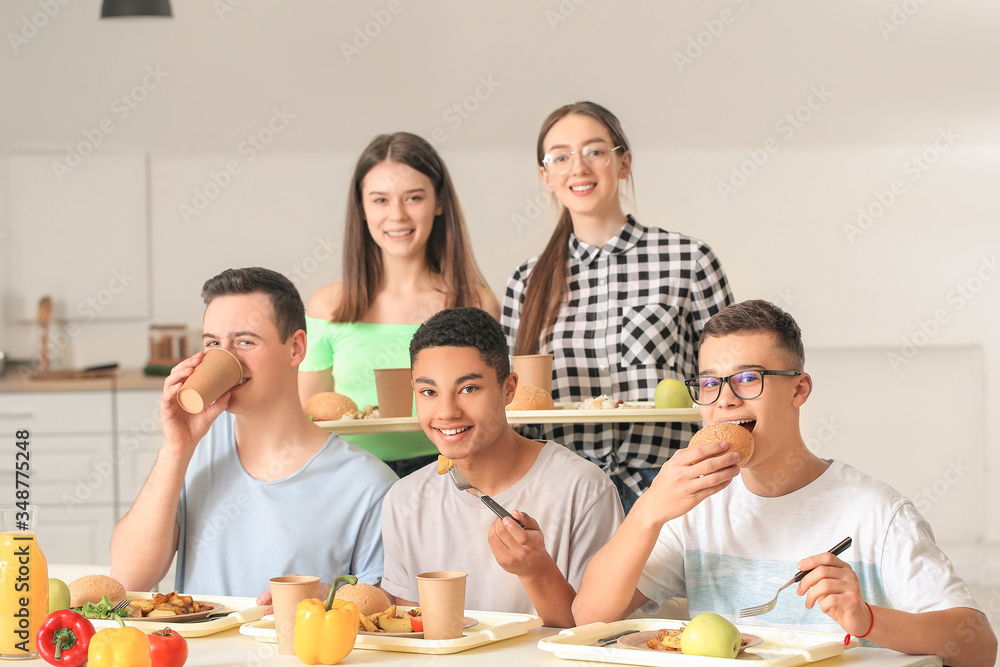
[844,601,874,645]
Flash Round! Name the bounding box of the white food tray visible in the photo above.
[240,607,543,654]
[317,402,701,434]
[538,618,858,667]
[89,593,266,637]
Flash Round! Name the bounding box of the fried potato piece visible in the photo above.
[436,455,455,475]
[131,600,157,614]
[148,609,179,617]
[647,628,682,651]
[359,613,379,632]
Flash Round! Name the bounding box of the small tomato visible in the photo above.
[148,628,188,667]
[410,616,423,633]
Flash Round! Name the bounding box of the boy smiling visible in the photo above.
[574,300,995,666]
[380,307,623,627]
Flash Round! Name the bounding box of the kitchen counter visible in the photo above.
[0,368,165,393]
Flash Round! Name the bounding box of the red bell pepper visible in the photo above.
[36,609,96,667]
[148,628,188,667]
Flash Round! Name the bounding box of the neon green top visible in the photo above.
[300,316,437,462]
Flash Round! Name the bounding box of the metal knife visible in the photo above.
[593,629,639,646]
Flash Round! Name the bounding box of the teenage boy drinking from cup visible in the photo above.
[111,267,397,597]
[573,300,996,666]
[379,307,624,627]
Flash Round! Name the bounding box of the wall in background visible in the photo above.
[1,2,998,586]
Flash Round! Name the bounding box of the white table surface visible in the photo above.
[18,624,942,666]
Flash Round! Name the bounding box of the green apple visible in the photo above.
[48,578,71,613]
[680,612,741,658]
[654,378,693,409]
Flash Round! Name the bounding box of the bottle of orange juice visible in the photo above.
[0,505,48,660]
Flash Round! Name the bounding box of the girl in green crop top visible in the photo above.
[298,132,500,476]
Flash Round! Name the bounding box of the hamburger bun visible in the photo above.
[506,384,555,411]
[304,392,358,421]
[687,421,755,467]
[69,574,126,607]
[334,582,392,617]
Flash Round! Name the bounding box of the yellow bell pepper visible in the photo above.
[88,626,151,667]
[294,574,361,665]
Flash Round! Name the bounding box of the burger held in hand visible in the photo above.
[687,422,754,467]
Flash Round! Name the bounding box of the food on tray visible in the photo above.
[69,574,126,607]
[687,421,755,467]
[654,378,693,409]
[334,582,392,618]
[127,591,214,618]
[361,605,424,633]
[305,392,380,421]
[506,384,555,411]
[436,455,455,475]
[646,627,682,650]
[574,394,625,409]
[680,612,742,658]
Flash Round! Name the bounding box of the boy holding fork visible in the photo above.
[379,307,624,627]
[574,300,995,666]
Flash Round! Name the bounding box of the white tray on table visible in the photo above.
[317,402,702,435]
[538,618,858,667]
[240,607,543,654]
[88,593,266,637]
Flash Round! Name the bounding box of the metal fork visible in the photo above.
[111,598,134,616]
[447,466,526,528]
[738,537,852,618]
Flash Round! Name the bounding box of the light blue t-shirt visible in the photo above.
[176,412,398,596]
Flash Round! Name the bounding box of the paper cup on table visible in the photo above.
[416,571,468,640]
[511,354,553,393]
[374,367,413,418]
[177,348,242,413]
[269,575,320,655]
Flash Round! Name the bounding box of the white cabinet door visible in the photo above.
[35,505,115,567]
[7,153,149,322]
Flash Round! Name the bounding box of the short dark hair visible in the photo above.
[700,299,805,370]
[201,267,305,343]
[409,307,509,384]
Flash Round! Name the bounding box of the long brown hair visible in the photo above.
[513,102,632,355]
[331,132,488,322]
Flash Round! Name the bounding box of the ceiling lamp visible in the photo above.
[101,0,172,18]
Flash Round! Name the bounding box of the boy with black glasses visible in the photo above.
[573,300,995,666]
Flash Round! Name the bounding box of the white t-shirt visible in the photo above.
[638,459,982,634]
[176,412,398,596]
[380,441,624,614]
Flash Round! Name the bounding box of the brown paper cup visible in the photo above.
[511,354,553,393]
[269,575,320,655]
[177,348,243,413]
[374,367,413,418]
[416,571,467,640]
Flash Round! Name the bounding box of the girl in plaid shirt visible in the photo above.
[502,102,734,512]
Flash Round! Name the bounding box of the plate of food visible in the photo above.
[617,628,763,652]
[123,591,223,622]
